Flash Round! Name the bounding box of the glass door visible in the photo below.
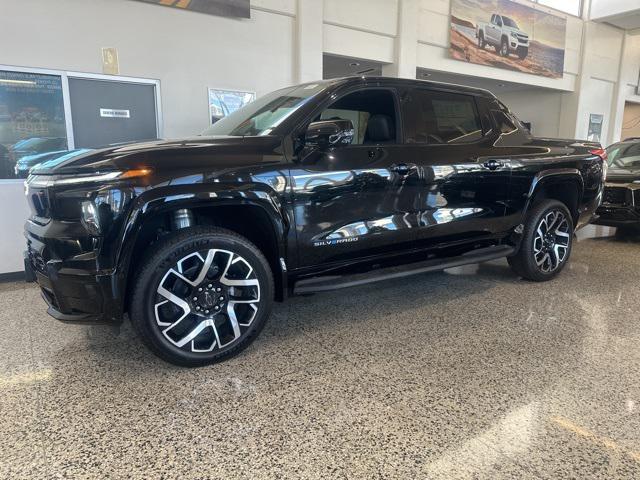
[0,70,69,179]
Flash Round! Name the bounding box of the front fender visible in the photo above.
[113,182,289,300]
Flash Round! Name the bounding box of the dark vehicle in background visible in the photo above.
[14,149,91,178]
[23,77,606,366]
[8,137,67,171]
[594,138,640,232]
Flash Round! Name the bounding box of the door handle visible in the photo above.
[482,159,504,171]
[390,163,413,175]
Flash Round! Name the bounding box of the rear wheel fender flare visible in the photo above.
[521,168,584,223]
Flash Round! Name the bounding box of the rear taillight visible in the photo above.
[589,148,608,180]
[589,148,607,162]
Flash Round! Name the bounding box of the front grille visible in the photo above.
[27,187,50,218]
[27,247,47,274]
[603,186,630,206]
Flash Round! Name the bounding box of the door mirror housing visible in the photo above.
[305,119,354,149]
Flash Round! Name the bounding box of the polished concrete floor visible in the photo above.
[1,226,640,479]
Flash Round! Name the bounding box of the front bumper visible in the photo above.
[25,219,123,325]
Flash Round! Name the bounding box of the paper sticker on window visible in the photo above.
[100,108,130,118]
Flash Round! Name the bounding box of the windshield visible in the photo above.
[502,16,519,28]
[202,83,327,137]
[607,142,640,169]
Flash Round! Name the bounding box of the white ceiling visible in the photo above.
[598,12,640,32]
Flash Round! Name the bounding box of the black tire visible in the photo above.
[130,226,274,367]
[508,200,574,282]
[500,37,509,57]
[517,47,528,60]
[477,33,485,49]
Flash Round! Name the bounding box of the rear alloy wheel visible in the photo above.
[130,227,273,366]
[532,209,571,273]
[508,200,574,281]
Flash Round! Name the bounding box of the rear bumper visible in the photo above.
[24,219,123,325]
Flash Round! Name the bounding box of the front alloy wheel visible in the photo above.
[155,248,260,353]
[131,227,273,366]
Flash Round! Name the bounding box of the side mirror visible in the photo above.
[306,119,354,149]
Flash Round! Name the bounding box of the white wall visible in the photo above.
[498,90,563,138]
[0,183,30,273]
[322,0,397,63]
[0,0,297,139]
[558,21,632,145]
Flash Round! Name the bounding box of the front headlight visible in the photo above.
[80,201,100,235]
[28,169,151,187]
[80,188,137,235]
[511,31,518,38]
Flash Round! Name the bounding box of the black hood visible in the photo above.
[30,136,284,176]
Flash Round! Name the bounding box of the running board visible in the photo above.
[293,245,515,295]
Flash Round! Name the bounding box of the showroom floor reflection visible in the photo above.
[2,225,640,479]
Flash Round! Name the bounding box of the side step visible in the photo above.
[293,245,515,295]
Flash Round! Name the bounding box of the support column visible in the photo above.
[295,0,323,83]
[382,0,419,78]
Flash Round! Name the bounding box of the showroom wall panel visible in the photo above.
[0,0,296,139]
[418,5,449,47]
[323,0,398,36]
[0,183,29,273]
[253,0,296,15]
[323,24,395,64]
[498,89,563,138]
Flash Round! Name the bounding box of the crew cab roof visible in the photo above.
[308,76,497,99]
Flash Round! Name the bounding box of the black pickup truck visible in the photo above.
[24,77,606,366]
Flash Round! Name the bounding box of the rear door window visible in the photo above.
[402,89,484,144]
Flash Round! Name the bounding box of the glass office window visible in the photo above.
[0,70,68,179]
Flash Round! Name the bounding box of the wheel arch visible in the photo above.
[116,186,290,314]
[523,169,584,226]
